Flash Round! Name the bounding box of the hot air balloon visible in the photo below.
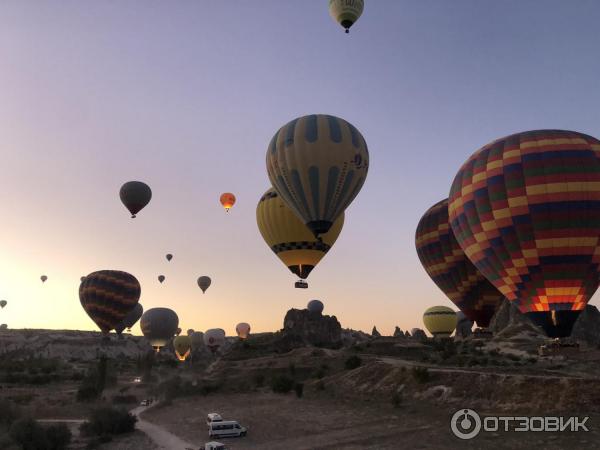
[190,331,204,349]
[0,324,7,330]
[119,181,152,218]
[140,308,179,352]
[266,114,369,237]
[115,303,144,334]
[423,306,457,339]
[166,254,173,262]
[329,0,364,33]
[0,300,6,309]
[220,193,236,212]
[307,299,324,314]
[197,276,211,293]
[40,275,47,283]
[235,323,251,340]
[79,271,141,334]
[173,335,192,361]
[415,199,504,328]
[256,188,344,287]
[158,275,165,284]
[203,328,226,354]
[175,327,182,336]
[187,328,194,336]
[449,130,600,338]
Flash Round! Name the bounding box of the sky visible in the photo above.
[1,1,600,336]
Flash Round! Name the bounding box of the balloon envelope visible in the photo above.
[220,193,236,212]
[266,114,369,236]
[0,300,6,308]
[115,303,144,334]
[415,199,503,327]
[449,130,600,337]
[329,0,364,33]
[235,323,251,339]
[307,299,324,314]
[204,328,226,352]
[256,188,344,280]
[166,254,173,261]
[158,275,165,283]
[197,276,211,293]
[173,335,192,361]
[79,270,141,334]
[119,181,152,218]
[140,308,179,351]
[41,275,47,283]
[423,306,457,338]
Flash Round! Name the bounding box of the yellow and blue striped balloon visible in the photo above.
[266,114,368,236]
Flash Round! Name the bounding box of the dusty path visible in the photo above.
[131,405,198,450]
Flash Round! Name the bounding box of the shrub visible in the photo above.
[80,407,137,436]
[315,380,325,391]
[294,383,304,398]
[9,417,49,449]
[271,375,294,394]
[112,395,138,405]
[344,356,362,370]
[0,399,21,426]
[254,373,265,388]
[391,392,402,408]
[45,423,72,450]
[411,366,430,384]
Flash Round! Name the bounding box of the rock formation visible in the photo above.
[393,326,404,338]
[371,326,381,338]
[282,308,342,347]
[571,305,600,346]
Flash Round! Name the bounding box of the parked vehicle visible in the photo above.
[206,413,223,426]
[204,442,227,450]
[208,420,247,438]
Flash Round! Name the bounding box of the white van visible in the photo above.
[206,413,223,426]
[204,442,227,450]
[208,420,248,438]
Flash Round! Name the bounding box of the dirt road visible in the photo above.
[131,405,198,450]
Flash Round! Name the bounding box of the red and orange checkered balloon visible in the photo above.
[449,130,600,337]
[416,199,504,328]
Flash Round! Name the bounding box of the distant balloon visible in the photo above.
[158,275,165,284]
[0,324,6,330]
[220,193,236,212]
[176,327,182,336]
[307,300,324,314]
[203,328,226,353]
[266,114,369,236]
[187,328,195,336]
[40,275,47,283]
[423,306,457,339]
[173,335,192,361]
[190,331,204,348]
[80,276,86,282]
[115,303,144,334]
[256,188,344,285]
[119,181,152,218]
[235,323,251,340]
[0,300,6,308]
[79,271,141,334]
[166,254,173,262]
[197,276,211,294]
[329,0,364,33]
[140,308,179,352]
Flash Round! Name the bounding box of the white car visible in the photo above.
[204,442,227,450]
[140,399,149,406]
[206,413,223,426]
[208,420,247,438]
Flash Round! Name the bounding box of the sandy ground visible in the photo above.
[140,392,600,449]
[131,405,196,449]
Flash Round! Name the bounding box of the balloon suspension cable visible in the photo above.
[345,29,349,34]
[131,214,136,218]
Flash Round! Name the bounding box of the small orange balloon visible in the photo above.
[220,193,236,212]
